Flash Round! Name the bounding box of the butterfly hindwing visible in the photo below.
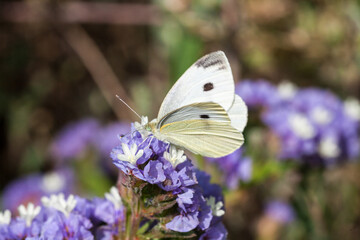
[228,95,248,132]
[159,119,244,158]
[157,51,235,120]
[157,102,244,158]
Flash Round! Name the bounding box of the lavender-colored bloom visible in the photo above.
[207,148,252,189]
[40,212,93,239]
[0,191,119,239]
[8,218,30,239]
[2,169,74,213]
[94,200,120,225]
[0,203,42,239]
[263,87,360,165]
[236,80,280,108]
[198,198,213,230]
[38,194,94,239]
[95,122,131,157]
[176,188,195,212]
[265,201,295,224]
[111,131,153,181]
[143,160,166,184]
[93,186,125,239]
[199,222,228,240]
[110,128,227,235]
[196,170,223,203]
[0,163,227,239]
[165,212,199,232]
[50,118,100,162]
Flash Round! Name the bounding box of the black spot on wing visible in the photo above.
[200,114,210,119]
[203,82,214,91]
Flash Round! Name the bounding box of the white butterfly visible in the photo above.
[136,51,248,158]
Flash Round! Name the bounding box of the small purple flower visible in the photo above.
[236,80,280,108]
[265,201,295,224]
[50,118,100,162]
[207,148,252,189]
[94,187,124,225]
[143,160,166,184]
[196,170,223,202]
[95,122,131,157]
[176,188,195,212]
[1,203,42,239]
[166,212,200,232]
[199,222,228,240]
[2,169,74,213]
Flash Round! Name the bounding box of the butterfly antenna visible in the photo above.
[115,95,141,120]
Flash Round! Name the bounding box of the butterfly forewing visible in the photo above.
[157,51,235,121]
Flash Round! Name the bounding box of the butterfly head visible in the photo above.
[145,119,158,133]
[134,116,159,138]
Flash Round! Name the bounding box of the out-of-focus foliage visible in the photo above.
[0,0,360,239]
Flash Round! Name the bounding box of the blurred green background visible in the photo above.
[1,0,360,239]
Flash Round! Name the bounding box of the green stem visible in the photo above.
[125,191,142,240]
[125,208,132,240]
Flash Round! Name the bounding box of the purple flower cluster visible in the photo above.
[50,118,130,163]
[2,121,228,238]
[0,188,125,240]
[50,118,100,162]
[236,80,360,165]
[1,169,74,213]
[207,148,252,189]
[110,128,228,238]
[236,79,283,108]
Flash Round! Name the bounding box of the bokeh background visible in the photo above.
[1,0,360,239]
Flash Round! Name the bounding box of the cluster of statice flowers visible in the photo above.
[50,118,130,163]
[0,125,227,239]
[110,123,228,238]
[0,188,122,239]
[1,169,74,213]
[237,80,360,165]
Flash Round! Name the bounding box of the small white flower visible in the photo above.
[289,113,315,139]
[42,172,65,193]
[18,203,41,226]
[105,186,123,210]
[41,193,77,217]
[318,137,340,158]
[117,143,144,165]
[206,197,225,217]
[311,107,333,125]
[278,81,297,100]
[0,210,11,225]
[164,145,186,167]
[344,98,360,121]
